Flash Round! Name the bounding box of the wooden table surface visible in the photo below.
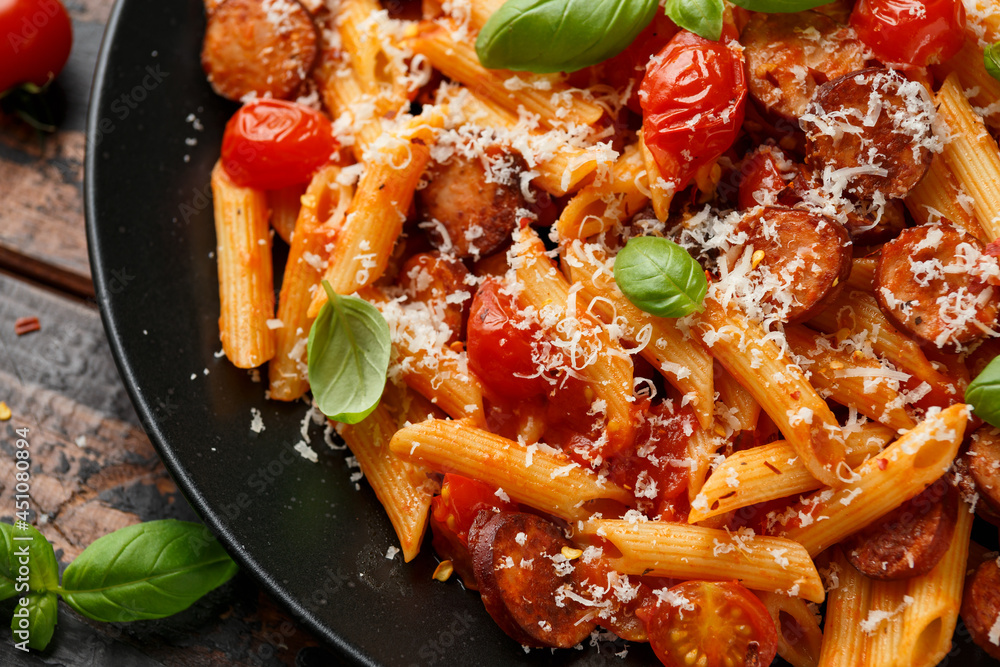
[0,2,336,664]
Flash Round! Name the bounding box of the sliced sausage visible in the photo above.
[418,151,527,259]
[723,206,852,323]
[969,425,1000,514]
[742,12,867,121]
[201,0,318,101]
[802,68,936,199]
[874,222,1000,348]
[399,252,473,344]
[844,476,958,580]
[468,511,598,648]
[961,557,1000,661]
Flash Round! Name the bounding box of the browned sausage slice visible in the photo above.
[418,152,527,259]
[201,0,318,101]
[469,511,598,648]
[874,222,1000,348]
[961,557,1000,660]
[399,251,473,344]
[742,12,867,121]
[969,425,1000,514]
[722,206,852,323]
[844,476,958,580]
[802,68,936,199]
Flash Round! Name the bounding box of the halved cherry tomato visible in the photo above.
[637,580,778,667]
[850,0,965,67]
[640,30,746,195]
[0,0,73,93]
[467,278,549,400]
[431,473,518,548]
[221,99,337,189]
[609,403,696,516]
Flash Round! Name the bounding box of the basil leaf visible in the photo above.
[0,523,16,601]
[614,236,708,317]
[12,593,57,650]
[665,0,724,41]
[967,356,1000,427]
[308,281,390,424]
[986,42,1000,82]
[729,0,832,11]
[476,0,659,73]
[13,522,59,592]
[60,520,237,623]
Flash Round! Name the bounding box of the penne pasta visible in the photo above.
[754,591,824,667]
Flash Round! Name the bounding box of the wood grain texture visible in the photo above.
[0,276,328,664]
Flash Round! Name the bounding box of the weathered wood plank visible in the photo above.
[0,273,323,665]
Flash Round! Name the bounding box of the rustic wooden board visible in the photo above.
[0,273,331,665]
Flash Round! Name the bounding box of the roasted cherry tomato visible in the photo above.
[467,278,549,400]
[637,580,778,667]
[221,99,337,189]
[850,0,965,67]
[0,0,73,93]
[609,403,696,516]
[640,30,746,195]
[431,473,518,548]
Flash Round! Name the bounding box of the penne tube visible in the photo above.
[776,404,969,557]
[939,38,1000,131]
[784,324,915,433]
[817,549,871,667]
[936,73,1000,241]
[686,423,727,504]
[337,384,441,562]
[267,183,306,245]
[269,167,353,401]
[555,144,650,241]
[697,296,846,488]
[714,362,761,433]
[210,161,276,368]
[511,227,636,456]
[754,591,824,667]
[689,422,894,523]
[904,153,985,240]
[563,239,715,429]
[308,111,444,318]
[579,519,825,603]
[406,21,604,130]
[389,419,634,521]
[639,133,675,221]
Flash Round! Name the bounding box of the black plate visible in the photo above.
[84,2,998,666]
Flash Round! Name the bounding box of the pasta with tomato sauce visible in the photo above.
[201,0,1000,664]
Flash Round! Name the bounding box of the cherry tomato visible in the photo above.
[640,30,746,195]
[221,99,337,189]
[609,403,696,516]
[431,474,517,548]
[467,279,549,400]
[850,0,965,67]
[637,580,778,667]
[0,0,73,93]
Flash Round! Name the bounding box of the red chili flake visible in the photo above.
[763,461,782,475]
[14,317,40,336]
[789,391,801,400]
[877,458,888,471]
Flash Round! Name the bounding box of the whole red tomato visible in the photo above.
[640,31,746,195]
[221,99,338,189]
[0,0,73,93]
[850,0,965,67]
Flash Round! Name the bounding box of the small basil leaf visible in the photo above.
[308,281,390,424]
[614,236,708,317]
[665,0,724,41]
[11,593,57,650]
[729,0,831,11]
[60,520,237,623]
[476,0,659,73]
[967,356,1000,427]
[985,42,1000,82]
[0,523,16,601]
[13,522,59,592]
